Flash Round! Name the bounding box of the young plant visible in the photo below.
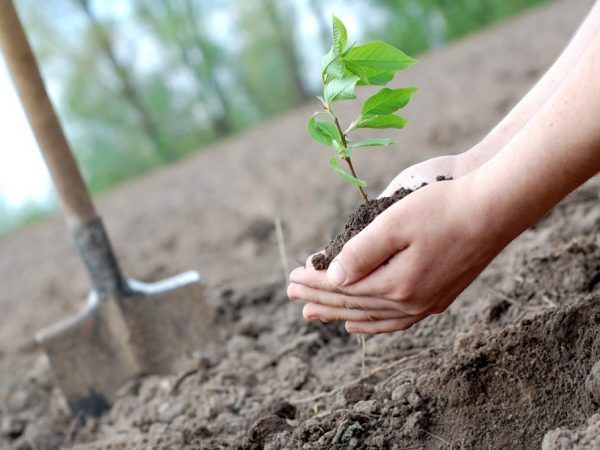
[307,16,418,202]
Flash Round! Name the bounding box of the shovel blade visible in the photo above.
[36,271,216,416]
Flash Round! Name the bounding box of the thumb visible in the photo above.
[327,211,404,287]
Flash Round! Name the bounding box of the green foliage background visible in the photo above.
[1,0,553,235]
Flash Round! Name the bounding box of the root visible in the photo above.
[425,431,452,447]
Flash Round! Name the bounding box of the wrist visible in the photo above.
[462,139,501,174]
[464,167,532,247]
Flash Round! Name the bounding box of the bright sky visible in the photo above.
[0,56,52,208]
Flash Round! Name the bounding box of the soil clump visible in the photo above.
[312,176,449,271]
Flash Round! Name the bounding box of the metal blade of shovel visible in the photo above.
[0,0,216,417]
[35,269,215,416]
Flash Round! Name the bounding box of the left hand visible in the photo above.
[287,173,511,334]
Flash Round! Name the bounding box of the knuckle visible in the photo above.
[392,284,415,303]
[341,239,362,268]
[381,224,400,249]
[400,302,426,316]
[365,312,378,322]
[341,298,356,310]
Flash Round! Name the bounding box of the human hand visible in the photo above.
[288,173,514,334]
[378,153,473,196]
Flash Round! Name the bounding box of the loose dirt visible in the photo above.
[312,177,449,270]
[312,186,415,270]
[0,0,598,449]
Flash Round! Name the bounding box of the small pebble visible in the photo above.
[391,382,416,402]
[352,400,378,414]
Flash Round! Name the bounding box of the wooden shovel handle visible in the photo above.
[0,0,96,226]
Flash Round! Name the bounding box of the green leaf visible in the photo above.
[307,114,342,147]
[332,16,347,54]
[342,42,356,57]
[338,148,352,158]
[362,87,417,116]
[331,139,344,153]
[322,49,345,79]
[329,157,367,187]
[348,138,394,148]
[331,139,353,158]
[321,17,349,80]
[355,114,407,129]
[356,67,396,86]
[324,75,359,104]
[346,49,398,86]
[344,61,369,84]
[344,41,418,71]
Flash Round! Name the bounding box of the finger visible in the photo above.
[379,174,405,198]
[289,266,333,291]
[287,283,401,310]
[345,314,427,334]
[303,303,409,323]
[340,245,420,300]
[305,252,324,269]
[328,207,407,288]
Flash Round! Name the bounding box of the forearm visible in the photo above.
[476,34,600,240]
[465,0,600,170]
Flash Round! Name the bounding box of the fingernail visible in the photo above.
[327,260,347,287]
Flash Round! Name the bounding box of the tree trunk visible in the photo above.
[76,0,172,162]
[181,0,234,135]
[262,0,311,102]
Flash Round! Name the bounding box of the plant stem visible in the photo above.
[342,157,368,202]
[331,113,369,202]
[332,115,348,147]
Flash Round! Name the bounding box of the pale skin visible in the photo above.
[288,2,600,334]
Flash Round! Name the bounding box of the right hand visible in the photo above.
[379,153,473,197]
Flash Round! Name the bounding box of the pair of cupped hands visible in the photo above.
[287,153,507,334]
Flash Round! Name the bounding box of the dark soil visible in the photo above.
[312,177,449,271]
[311,187,414,271]
[59,188,597,449]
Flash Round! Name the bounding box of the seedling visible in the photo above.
[307,16,418,202]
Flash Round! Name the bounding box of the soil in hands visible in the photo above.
[312,176,450,270]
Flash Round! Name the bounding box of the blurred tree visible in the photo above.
[136,0,235,137]
[434,0,551,40]
[260,0,311,102]
[73,0,171,162]
[370,0,552,52]
[5,0,553,235]
[367,0,444,54]
[307,0,332,53]
[234,0,302,118]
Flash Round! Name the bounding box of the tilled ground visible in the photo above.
[3,178,598,450]
[0,1,598,448]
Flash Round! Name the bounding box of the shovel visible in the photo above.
[0,0,216,417]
